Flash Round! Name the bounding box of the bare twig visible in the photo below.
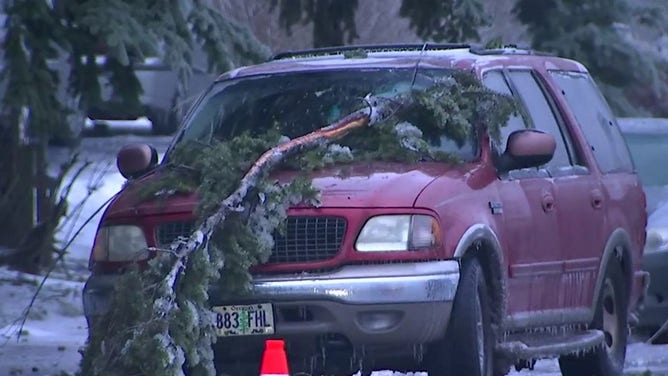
[647,317,668,344]
[56,160,112,244]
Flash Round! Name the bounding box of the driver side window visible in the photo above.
[482,70,528,153]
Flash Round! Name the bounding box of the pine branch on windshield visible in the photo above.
[79,73,517,375]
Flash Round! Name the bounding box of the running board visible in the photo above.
[496,329,605,360]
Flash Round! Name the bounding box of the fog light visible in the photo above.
[356,311,403,332]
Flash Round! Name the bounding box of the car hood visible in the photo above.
[105,162,452,218]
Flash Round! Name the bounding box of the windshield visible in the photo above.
[170,68,478,161]
[623,132,668,187]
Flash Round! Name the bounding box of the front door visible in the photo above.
[483,70,564,315]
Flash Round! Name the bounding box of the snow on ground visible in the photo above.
[0,266,86,376]
[2,134,668,375]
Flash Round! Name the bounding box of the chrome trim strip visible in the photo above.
[250,261,460,304]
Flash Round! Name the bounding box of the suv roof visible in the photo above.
[270,43,552,60]
[217,43,588,81]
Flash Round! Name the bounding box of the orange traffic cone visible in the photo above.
[259,339,290,376]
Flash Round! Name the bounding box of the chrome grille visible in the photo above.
[155,216,346,263]
[270,216,346,263]
[156,221,194,248]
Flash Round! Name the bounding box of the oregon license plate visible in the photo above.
[212,303,275,337]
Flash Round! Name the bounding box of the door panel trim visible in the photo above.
[510,257,599,277]
[510,261,562,277]
[563,257,599,273]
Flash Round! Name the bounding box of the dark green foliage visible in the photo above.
[269,0,489,48]
[514,0,668,116]
[399,0,490,42]
[270,0,359,48]
[1,0,69,138]
[2,0,269,142]
[0,0,269,272]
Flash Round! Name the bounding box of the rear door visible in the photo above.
[548,71,642,309]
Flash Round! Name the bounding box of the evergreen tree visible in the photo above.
[0,0,270,271]
[270,0,489,48]
[399,0,489,42]
[514,0,668,116]
[270,0,359,48]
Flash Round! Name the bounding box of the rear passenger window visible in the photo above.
[507,71,573,169]
[549,71,633,173]
[482,71,527,152]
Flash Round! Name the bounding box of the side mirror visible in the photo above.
[116,143,159,179]
[497,129,556,172]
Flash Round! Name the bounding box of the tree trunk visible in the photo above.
[0,112,35,251]
[0,113,56,273]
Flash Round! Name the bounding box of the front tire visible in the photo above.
[559,260,628,376]
[427,258,494,375]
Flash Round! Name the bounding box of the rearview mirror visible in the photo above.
[116,143,158,179]
[497,129,556,172]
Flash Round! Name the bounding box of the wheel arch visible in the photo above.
[592,228,634,317]
[453,224,507,325]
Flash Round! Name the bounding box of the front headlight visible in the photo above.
[355,214,441,252]
[92,225,149,262]
[646,227,668,253]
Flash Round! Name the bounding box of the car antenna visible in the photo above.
[411,42,428,89]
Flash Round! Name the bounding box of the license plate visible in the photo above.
[212,303,275,337]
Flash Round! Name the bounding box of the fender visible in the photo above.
[453,223,508,323]
[590,228,633,321]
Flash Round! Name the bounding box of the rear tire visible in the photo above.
[559,260,628,376]
[427,258,494,375]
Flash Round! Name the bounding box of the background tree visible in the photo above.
[514,0,668,116]
[399,0,489,42]
[270,0,359,48]
[270,0,489,48]
[0,0,269,272]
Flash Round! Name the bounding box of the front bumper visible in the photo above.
[83,260,460,347]
[247,260,459,304]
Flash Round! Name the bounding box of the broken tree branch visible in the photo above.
[115,95,406,371]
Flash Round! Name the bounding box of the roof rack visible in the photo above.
[271,43,473,60]
[270,43,554,61]
[469,44,554,57]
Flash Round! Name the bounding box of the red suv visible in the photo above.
[83,44,649,376]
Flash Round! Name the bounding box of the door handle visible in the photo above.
[591,190,604,209]
[542,194,555,213]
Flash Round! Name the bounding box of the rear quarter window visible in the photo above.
[549,71,633,173]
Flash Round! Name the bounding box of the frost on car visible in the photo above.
[82,44,648,376]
